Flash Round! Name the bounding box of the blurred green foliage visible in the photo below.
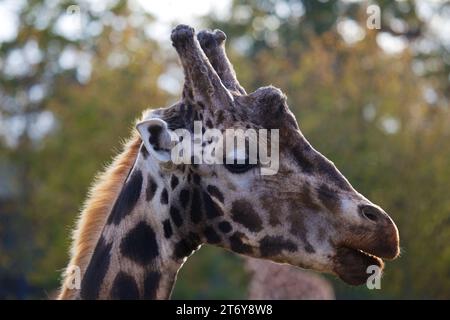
[0,0,449,299]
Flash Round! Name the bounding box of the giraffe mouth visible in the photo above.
[333,246,384,286]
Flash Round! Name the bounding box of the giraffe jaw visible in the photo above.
[332,246,384,286]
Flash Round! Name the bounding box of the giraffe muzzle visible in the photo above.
[332,205,400,285]
[355,205,400,260]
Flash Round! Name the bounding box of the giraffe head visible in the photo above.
[136,25,399,286]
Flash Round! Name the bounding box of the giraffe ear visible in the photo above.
[136,118,174,162]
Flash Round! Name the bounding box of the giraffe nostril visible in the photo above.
[359,205,381,222]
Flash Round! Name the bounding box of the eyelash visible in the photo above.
[223,158,257,174]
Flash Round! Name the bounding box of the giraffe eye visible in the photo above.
[224,158,257,174]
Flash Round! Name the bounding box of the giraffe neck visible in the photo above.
[78,149,196,299]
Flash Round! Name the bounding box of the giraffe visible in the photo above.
[58,25,399,300]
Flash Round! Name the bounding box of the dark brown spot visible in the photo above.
[120,222,159,266]
[163,219,173,238]
[80,236,112,299]
[218,221,232,234]
[229,232,252,254]
[110,272,139,300]
[298,184,321,211]
[304,243,315,253]
[292,144,314,174]
[180,189,190,209]
[143,272,161,299]
[206,185,224,203]
[173,235,200,260]
[107,170,143,225]
[188,232,201,245]
[141,146,149,158]
[288,209,315,253]
[259,236,297,257]
[317,184,340,213]
[160,188,169,205]
[216,110,225,124]
[170,206,183,227]
[193,111,200,121]
[170,175,179,190]
[190,188,202,223]
[146,175,158,202]
[193,173,201,185]
[260,195,281,226]
[203,191,224,219]
[185,104,193,119]
[231,200,262,232]
[204,226,221,244]
[197,101,206,111]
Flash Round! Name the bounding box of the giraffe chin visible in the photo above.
[333,247,384,286]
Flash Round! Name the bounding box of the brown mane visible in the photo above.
[58,127,142,299]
